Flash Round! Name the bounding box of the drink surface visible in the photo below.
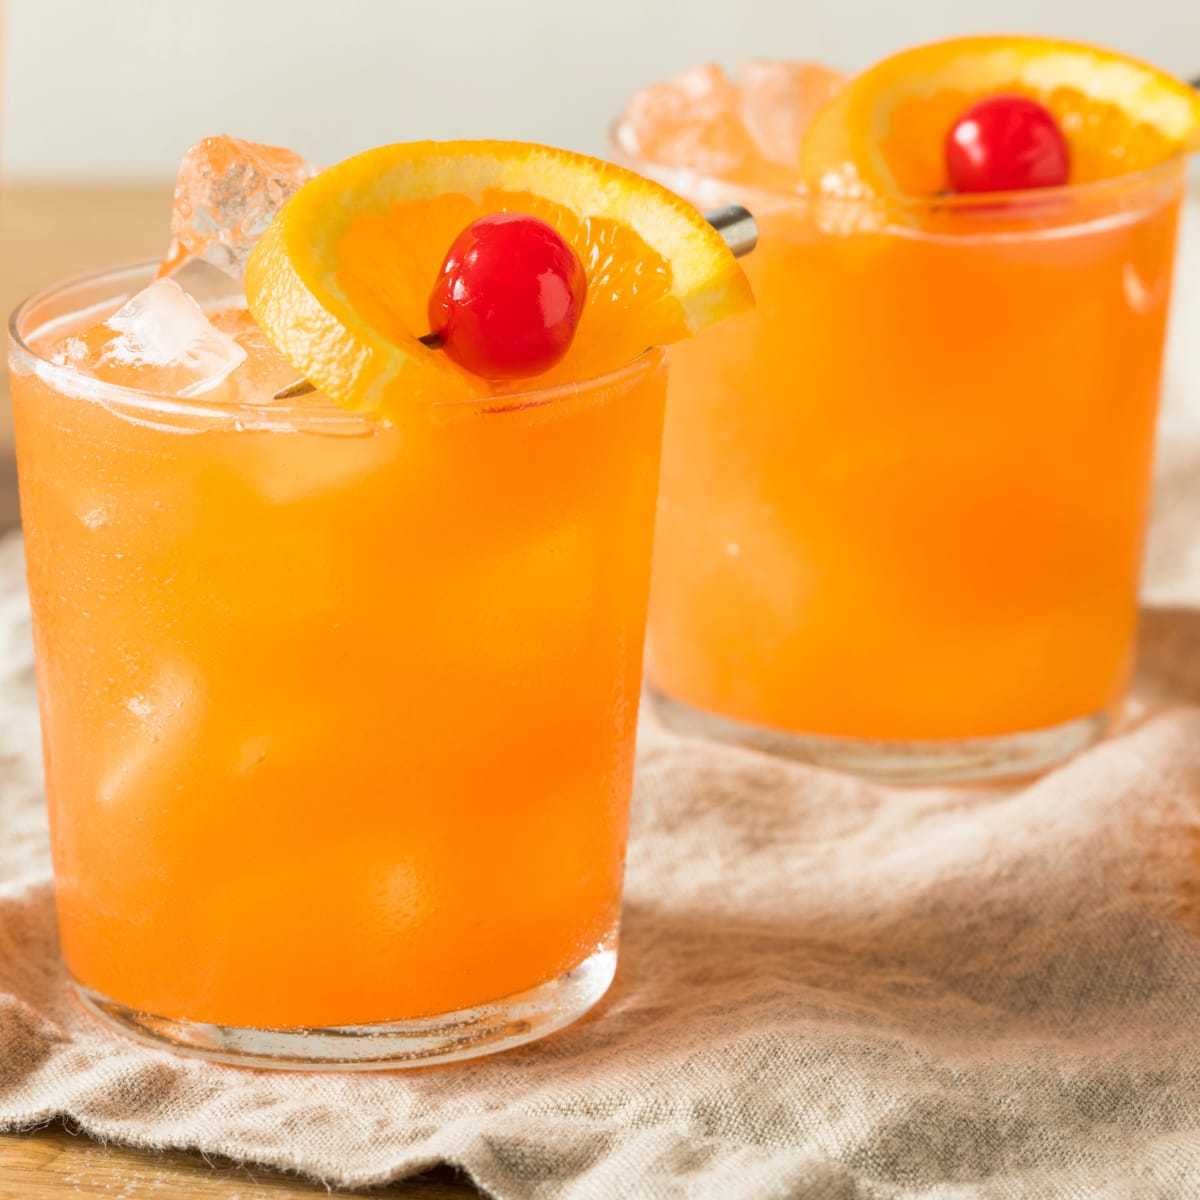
[619,62,1185,741]
[13,292,667,1027]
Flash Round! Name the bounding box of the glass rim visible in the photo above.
[609,119,1187,219]
[9,258,669,427]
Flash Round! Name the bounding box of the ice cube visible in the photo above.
[209,307,318,401]
[615,64,762,178]
[95,277,247,397]
[739,61,845,167]
[163,135,319,280]
[220,423,392,506]
[98,662,207,806]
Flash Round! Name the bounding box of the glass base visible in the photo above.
[73,944,617,1071]
[651,689,1111,785]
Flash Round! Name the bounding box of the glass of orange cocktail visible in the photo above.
[9,139,750,1067]
[615,40,1200,783]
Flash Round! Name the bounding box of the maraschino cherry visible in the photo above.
[945,95,1070,194]
[427,213,588,379]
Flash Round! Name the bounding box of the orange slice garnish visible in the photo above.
[801,35,1200,197]
[245,140,753,416]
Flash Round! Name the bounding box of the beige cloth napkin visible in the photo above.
[3,201,1200,1200]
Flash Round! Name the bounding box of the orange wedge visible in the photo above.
[801,35,1200,197]
[245,140,753,417]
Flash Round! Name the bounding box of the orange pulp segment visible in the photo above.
[245,140,753,417]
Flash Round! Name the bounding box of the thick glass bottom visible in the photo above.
[73,943,617,1070]
[651,689,1111,785]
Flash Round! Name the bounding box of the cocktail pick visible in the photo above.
[271,204,758,400]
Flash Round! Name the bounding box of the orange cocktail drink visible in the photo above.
[646,166,1182,769]
[9,140,751,1066]
[616,43,1199,782]
[11,263,667,1058]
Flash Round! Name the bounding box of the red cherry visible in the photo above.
[427,213,588,379]
[945,95,1070,194]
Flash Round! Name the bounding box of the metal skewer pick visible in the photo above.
[704,203,759,258]
[271,204,759,401]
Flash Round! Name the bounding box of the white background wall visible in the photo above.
[6,0,1200,179]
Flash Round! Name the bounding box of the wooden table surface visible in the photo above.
[0,184,483,1198]
[1,1124,478,1200]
